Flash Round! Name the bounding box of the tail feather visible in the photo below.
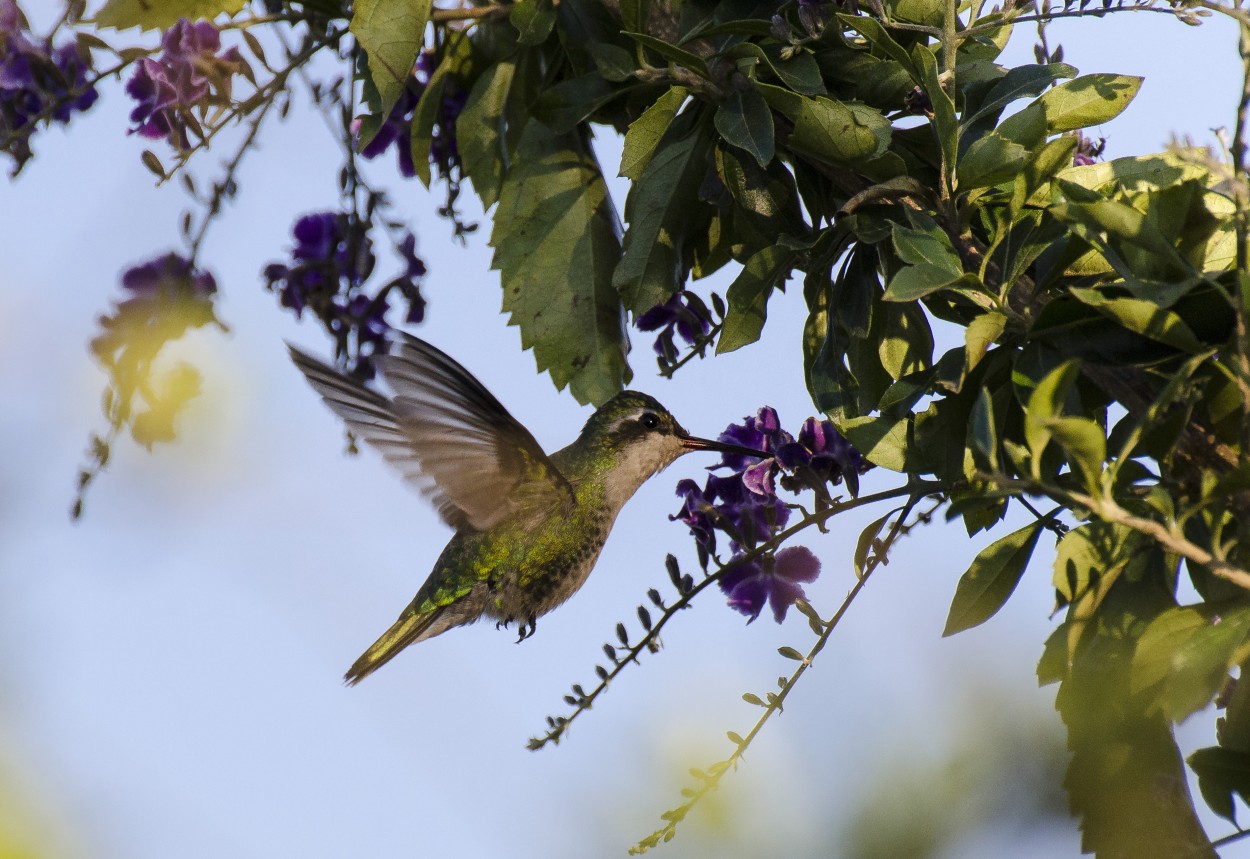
[344,608,445,685]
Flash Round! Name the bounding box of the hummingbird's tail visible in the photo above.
[344,608,446,685]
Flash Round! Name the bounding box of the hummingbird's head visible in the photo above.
[578,392,765,503]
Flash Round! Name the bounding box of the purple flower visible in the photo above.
[1,0,98,173]
[359,77,422,178]
[121,252,217,297]
[125,18,249,150]
[1071,131,1105,167]
[263,214,427,376]
[637,291,715,363]
[719,546,821,623]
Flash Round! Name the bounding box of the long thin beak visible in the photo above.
[679,433,768,459]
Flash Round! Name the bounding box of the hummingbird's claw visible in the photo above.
[515,616,538,643]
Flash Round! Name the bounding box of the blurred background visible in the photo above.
[1,5,1246,857]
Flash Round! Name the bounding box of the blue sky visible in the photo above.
[0,6,1244,857]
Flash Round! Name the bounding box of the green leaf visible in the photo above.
[715,86,775,168]
[836,14,918,77]
[533,73,623,134]
[456,60,517,209]
[614,111,711,314]
[970,386,1000,470]
[838,415,911,471]
[960,62,1077,128]
[491,121,629,405]
[1190,746,1250,825]
[621,86,687,180]
[1045,416,1107,493]
[1132,605,1250,723]
[1069,289,1206,353]
[913,46,956,181]
[943,521,1044,635]
[1024,359,1080,474]
[883,222,967,301]
[733,43,825,96]
[350,0,432,145]
[854,508,899,577]
[958,132,1028,190]
[1037,73,1143,133]
[623,31,710,78]
[94,0,246,30]
[964,311,1006,380]
[759,86,891,166]
[717,246,793,353]
[510,0,556,45]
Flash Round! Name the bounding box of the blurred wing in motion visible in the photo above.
[289,334,574,531]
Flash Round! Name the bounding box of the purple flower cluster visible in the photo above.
[0,0,98,174]
[636,291,715,363]
[263,212,427,376]
[672,406,867,623]
[125,18,250,150]
[357,50,467,179]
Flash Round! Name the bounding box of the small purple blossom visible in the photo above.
[637,291,715,363]
[358,75,422,178]
[125,18,249,150]
[1,0,98,173]
[719,546,822,623]
[1071,131,1106,167]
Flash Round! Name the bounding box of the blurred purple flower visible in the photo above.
[359,77,422,178]
[719,546,821,623]
[264,213,427,375]
[125,18,249,150]
[121,251,217,297]
[1,0,98,173]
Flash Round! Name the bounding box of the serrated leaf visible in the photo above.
[491,121,628,405]
[351,0,431,147]
[717,245,793,353]
[93,0,246,30]
[715,86,774,168]
[621,86,687,180]
[943,521,1043,635]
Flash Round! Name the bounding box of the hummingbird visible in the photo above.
[290,333,759,684]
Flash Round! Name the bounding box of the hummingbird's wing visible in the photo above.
[289,334,574,532]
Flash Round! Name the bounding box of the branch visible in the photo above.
[527,479,945,750]
[629,492,945,854]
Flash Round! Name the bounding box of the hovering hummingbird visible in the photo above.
[290,334,759,684]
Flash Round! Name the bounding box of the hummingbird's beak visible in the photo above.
[678,434,768,459]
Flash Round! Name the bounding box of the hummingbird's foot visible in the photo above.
[515,616,538,643]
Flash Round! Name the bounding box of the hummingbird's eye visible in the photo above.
[640,412,661,430]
